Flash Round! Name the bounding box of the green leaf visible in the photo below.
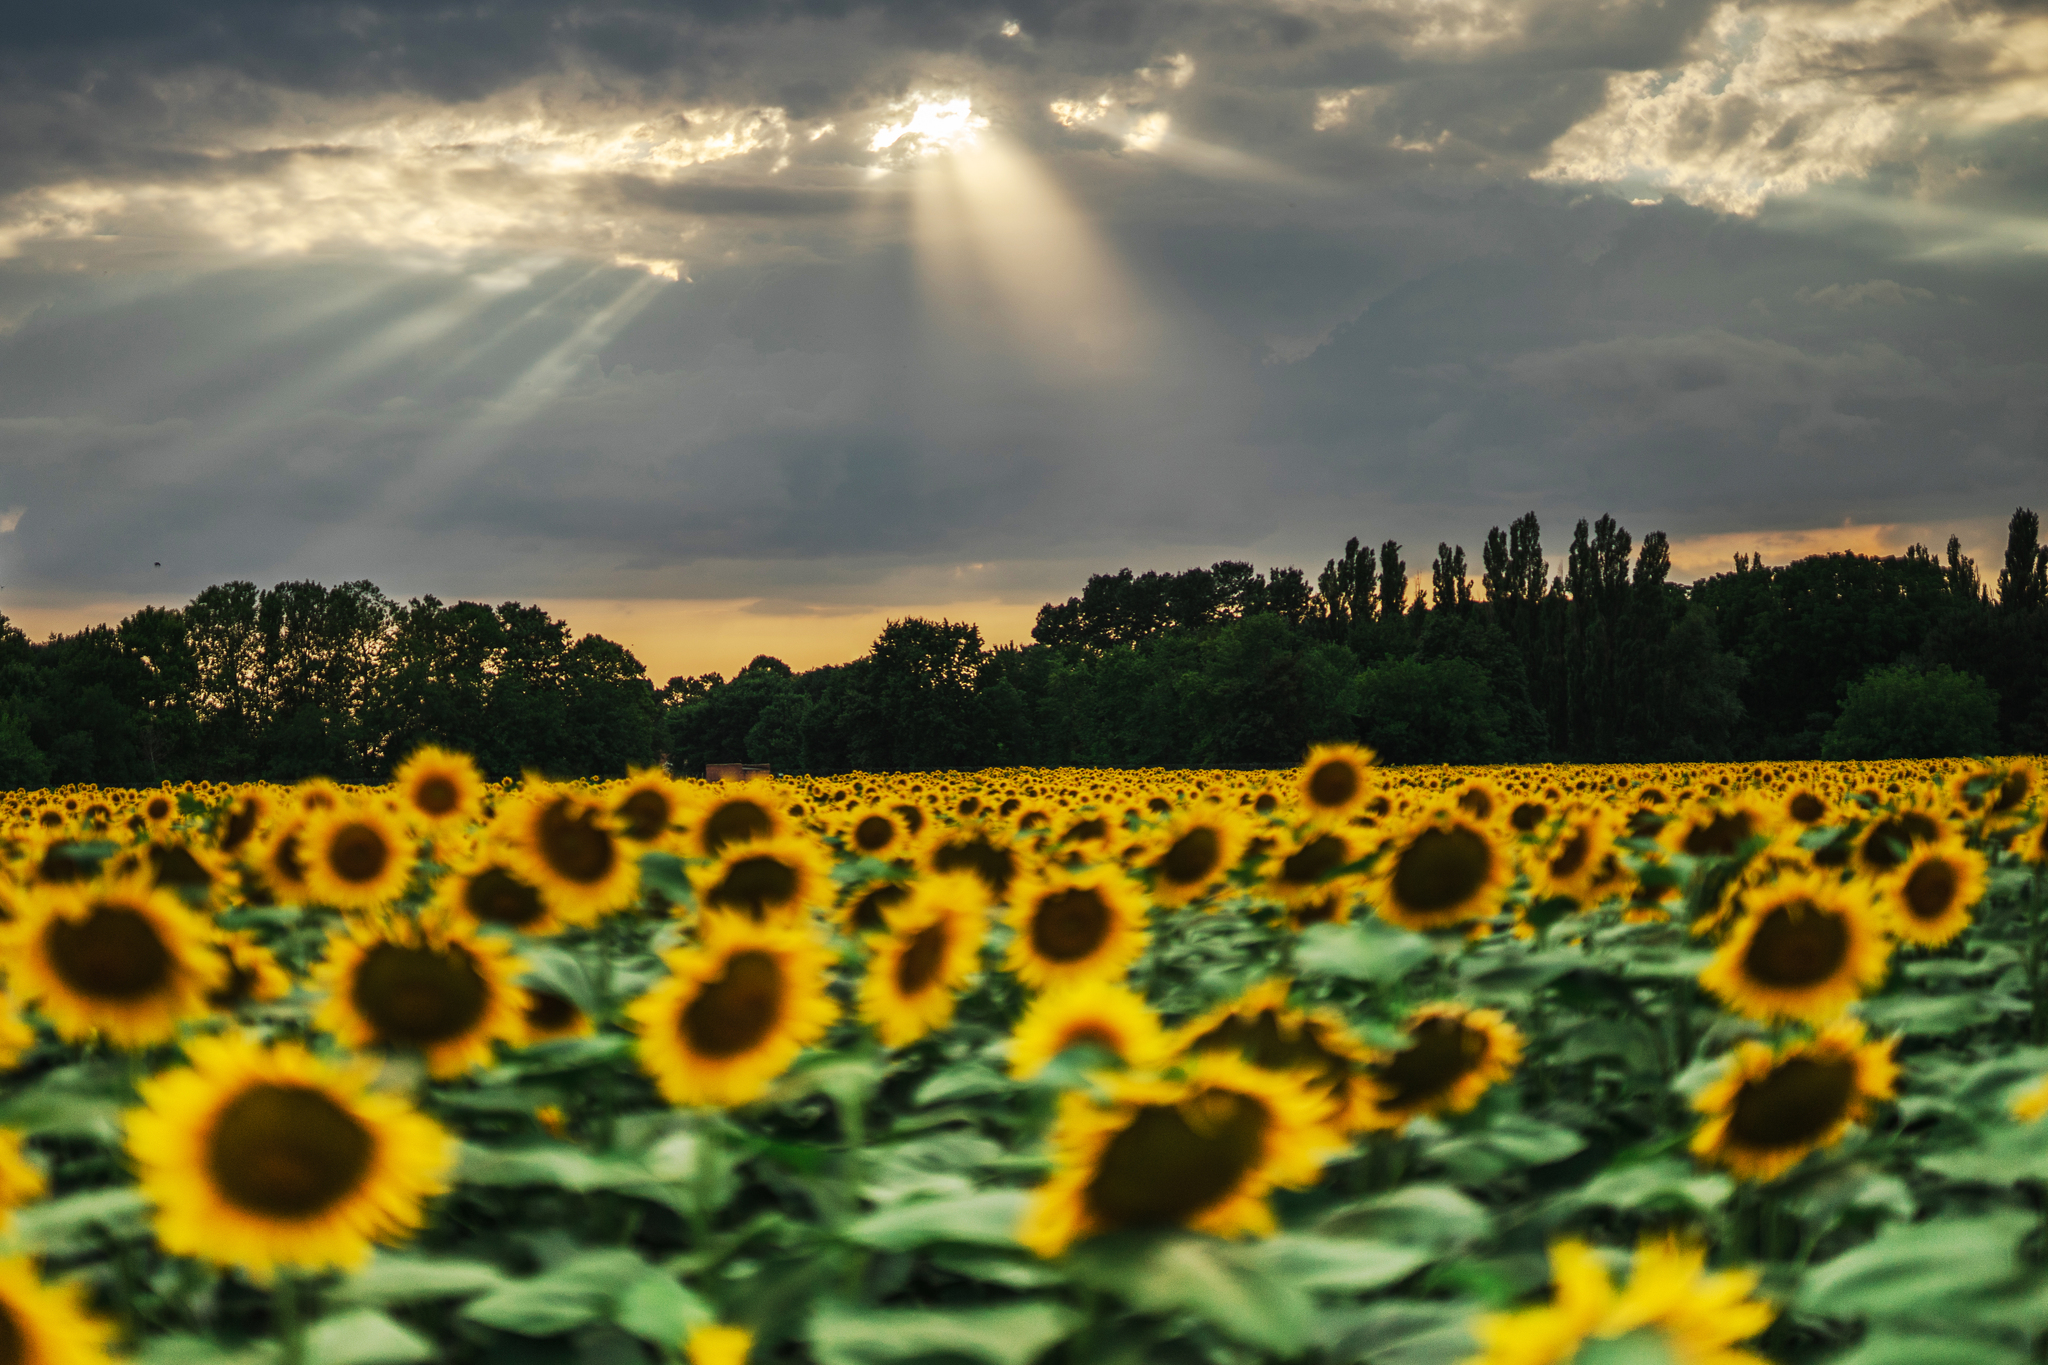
[1800,1213,2031,1320]
[1319,1300,1479,1365]
[455,1143,655,1193]
[925,1248,1065,1289]
[809,1299,1079,1365]
[9,1187,150,1254]
[1294,922,1437,983]
[462,1249,656,1336]
[914,1063,1012,1107]
[131,1336,267,1365]
[1574,1334,1682,1365]
[331,1255,508,1308]
[1066,1233,1313,1354]
[614,1272,713,1346]
[1856,991,2023,1036]
[0,1068,129,1143]
[846,1192,1027,1250]
[1831,1333,2028,1365]
[1557,1160,1732,1218]
[1424,1115,1586,1183]
[306,1309,436,1365]
[1316,1186,1491,1253]
[1921,1119,2048,1185]
[1250,1235,1428,1293]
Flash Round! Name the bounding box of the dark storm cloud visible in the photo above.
[0,0,2043,613]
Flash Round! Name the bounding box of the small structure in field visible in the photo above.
[705,763,774,782]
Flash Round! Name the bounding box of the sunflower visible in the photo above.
[1691,1020,1897,1181]
[1780,785,1833,827]
[1368,809,1512,932]
[1698,874,1890,1025]
[0,1006,35,1071]
[139,789,181,836]
[435,856,562,935]
[686,1325,754,1365]
[1178,979,1379,1132]
[1294,743,1376,820]
[1852,805,1946,878]
[628,913,839,1107]
[126,1033,453,1278]
[1530,807,1617,904]
[497,788,641,924]
[522,987,594,1043]
[0,1129,45,1226]
[1132,808,1244,909]
[925,823,1023,900]
[1261,825,1370,908]
[1019,1052,1342,1258]
[293,778,345,814]
[300,802,416,911]
[1005,865,1149,991]
[839,804,922,862]
[837,876,913,936]
[1882,837,1987,948]
[685,782,788,859]
[1467,1236,1774,1365]
[393,745,486,831]
[1008,980,1171,1079]
[1659,796,1776,859]
[1450,778,1506,825]
[253,819,315,903]
[206,931,294,1010]
[0,1258,118,1365]
[858,875,989,1048]
[612,768,685,847]
[688,835,833,923]
[1356,1002,1523,1132]
[313,918,529,1078]
[8,875,222,1046]
[134,836,229,903]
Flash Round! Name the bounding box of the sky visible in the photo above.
[0,0,2043,683]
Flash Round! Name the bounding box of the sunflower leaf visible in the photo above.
[330,1254,509,1307]
[1065,1232,1314,1353]
[1250,1235,1430,1293]
[1799,1212,2033,1320]
[1293,922,1438,984]
[809,1298,1079,1365]
[846,1191,1029,1250]
[305,1308,437,1365]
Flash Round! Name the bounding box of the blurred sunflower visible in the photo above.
[1659,796,1775,859]
[1008,980,1170,1079]
[1140,807,1247,908]
[610,768,684,847]
[498,788,641,924]
[686,1325,754,1365]
[924,825,1021,900]
[1005,865,1149,990]
[1530,807,1617,904]
[313,918,528,1078]
[523,987,594,1043]
[9,875,222,1046]
[685,782,788,859]
[0,1129,45,1227]
[205,931,294,1011]
[392,745,486,831]
[1179,979,1379,1132]
[1691,1019,1897,1181]
[1852,805,1946,877]
[300,803,416,911]
[139,789,180,836]
[1357,1003,1523,1132]
[837,876,913,936]
[126,1033,453,1278]
[0,1257,117,1364]
[628,913,838,1107]
[253,820,315,903]
[1779,785,1832,827]
[689,835,832,923]
[1262,825,1368,908]
[858,874,988,1047]
[436,857,560,935]
[1699,874,1889,1025]
[1296,743,1376,819]
[1369,810,1511,931]
[839,804,922,862]
[1883,837,1987,948]
[1467,1236,1774,1365]
[1019,1053,1341,1258]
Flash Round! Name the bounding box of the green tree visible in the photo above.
[1354,657,1507,765]
[1821,663,2000,759]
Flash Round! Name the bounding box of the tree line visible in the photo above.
[2,508,2042,787]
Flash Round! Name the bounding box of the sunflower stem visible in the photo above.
[276,1271,306,1365]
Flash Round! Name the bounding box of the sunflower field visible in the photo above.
[0,747,2043,1365]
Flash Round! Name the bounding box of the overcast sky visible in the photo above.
[0,0,2042,679]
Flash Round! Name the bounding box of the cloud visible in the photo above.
[0,507,21,534]
[1795,279,1937,309]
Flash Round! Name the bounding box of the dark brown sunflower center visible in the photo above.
[146,796,175,821]
[45,904,174,1001]
[221,800,260,852]
[708,855,799,917]
[415,775,460,816]
[932,837,1017,895]
[206,948,258,1009]
[891,803,925,835]
[1902,860,1959,922]
[536,800,615,884]
[612,789,666,842]
[1059,1024,1122,1057]
[1861,814,1936,871]
[351,943,491,1047]
[852,815,896,853]
[273,830,308,885]
[1456,788,1494,820]
[894,922,949,997]
[1307,760,1361,810]
[1062,817,1109,845]
[1547,828,1594,881]
[0,1298,20,1365]
[1390,827,1492,914]
[207,1082,375,1219]
[1254,793,1278,814]
[1030,889,1111,963]
[681,950,784,1058]
[1370,1016,1484,1108]
[327,823,391,885]
[1293,895,1342,927]
[1509,802,1548,833]
[1196,1009,1349,1090]
[463,867,547,928]
[149,842,213,888]
[524,989,581,1033]
[1084,1088,1268,1230]
[1683,812,1754,857]
[1726,1056,1856,1149]
[1159,827,1222,886]
[703,801,772,856]
[1788,793,1827,823]
[849,882,910,934]
[1994,772,2031,814]
[1741,902,1849,989]
[1280,834,1350,886]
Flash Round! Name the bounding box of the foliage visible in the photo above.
[1823,664,2002,760]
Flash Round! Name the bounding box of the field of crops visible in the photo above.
[0,747,2042,1365]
